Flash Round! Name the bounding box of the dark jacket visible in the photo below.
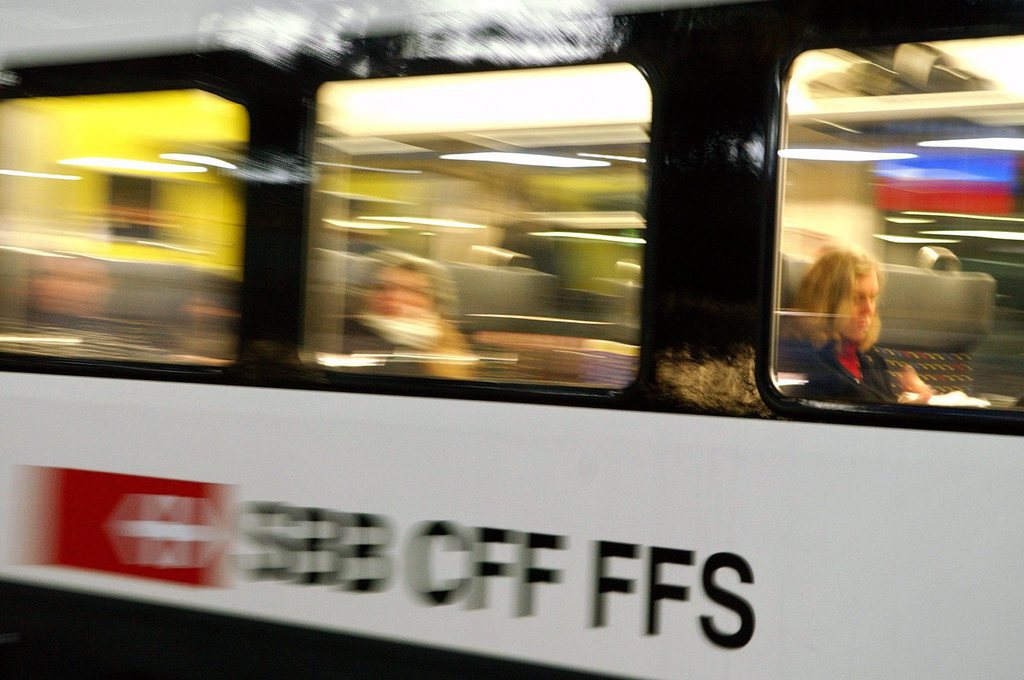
[778,339,896,403]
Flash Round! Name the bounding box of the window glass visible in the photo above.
[0,89,247,365]
[305,64,650,387]
[776,37,1024,410]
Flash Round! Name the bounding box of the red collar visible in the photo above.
[837,341,862,381]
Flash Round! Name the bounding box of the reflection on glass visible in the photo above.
[777,36,1024,409]
[0,90,247,365]
[305,64,650,388]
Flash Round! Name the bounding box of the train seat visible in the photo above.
[444,262,559,330]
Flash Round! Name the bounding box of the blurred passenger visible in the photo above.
[341,250,473,379]
[779,248,932,404]
[27,256,112,331]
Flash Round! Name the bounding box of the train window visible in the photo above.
[0,90,246,366]
[304,64,650,387]
[775,36,1024,411]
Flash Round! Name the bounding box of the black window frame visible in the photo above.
[297,57,660,401]
[758,23,1024,437]
[0,52,268,383]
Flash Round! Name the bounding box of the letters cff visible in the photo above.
[238,502,755,649]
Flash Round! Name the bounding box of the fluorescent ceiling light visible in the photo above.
[323,219,407,230]
[0,169,81,181]
[358,216,486,229]
[920,230,1024,241]
[59,254,171,264]
[528,211,645,229]
[160,153,237,169]
[440,152,608,168]
[918,137,1024,151]
[577,152,646,163]
[904,210,1024,223]
[778,149,917,162]
[319,63,651,137]
[873,234,960,244]
[58,158,208,174]
[529,231,645,244]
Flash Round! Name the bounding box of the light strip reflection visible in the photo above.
[317,352,483,368]
[358,216,486,230]
[0,247,74,258]
[0,169,81,181]
[577,152,646,163]
[468,313,614,325]
[529,231,645,244]
[58,158,208,174]
[316,161,422,175]
[918,137,1024,151]
[884,217,936,224]
[873,235,960,244]
[324,219,407,230]
[905,211,1024,223]
[779,149,917,162]
[440,152,609,168]
[471,245,523,260]
[528,211,645,228]
[0,336,83,345]
[317,190,412,205]
[919,230,1024,241]
[160,153,237,169]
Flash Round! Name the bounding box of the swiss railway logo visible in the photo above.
[105,493,228,570]
[31,467,233,586]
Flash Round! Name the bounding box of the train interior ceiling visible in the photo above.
[779,35,1024,408]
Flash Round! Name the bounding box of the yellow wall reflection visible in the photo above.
[0,89,247,364]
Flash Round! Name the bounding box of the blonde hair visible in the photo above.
[793,248,882,350]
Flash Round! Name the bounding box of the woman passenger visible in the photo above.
[780,248,932,404]
[341,250,473,380]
